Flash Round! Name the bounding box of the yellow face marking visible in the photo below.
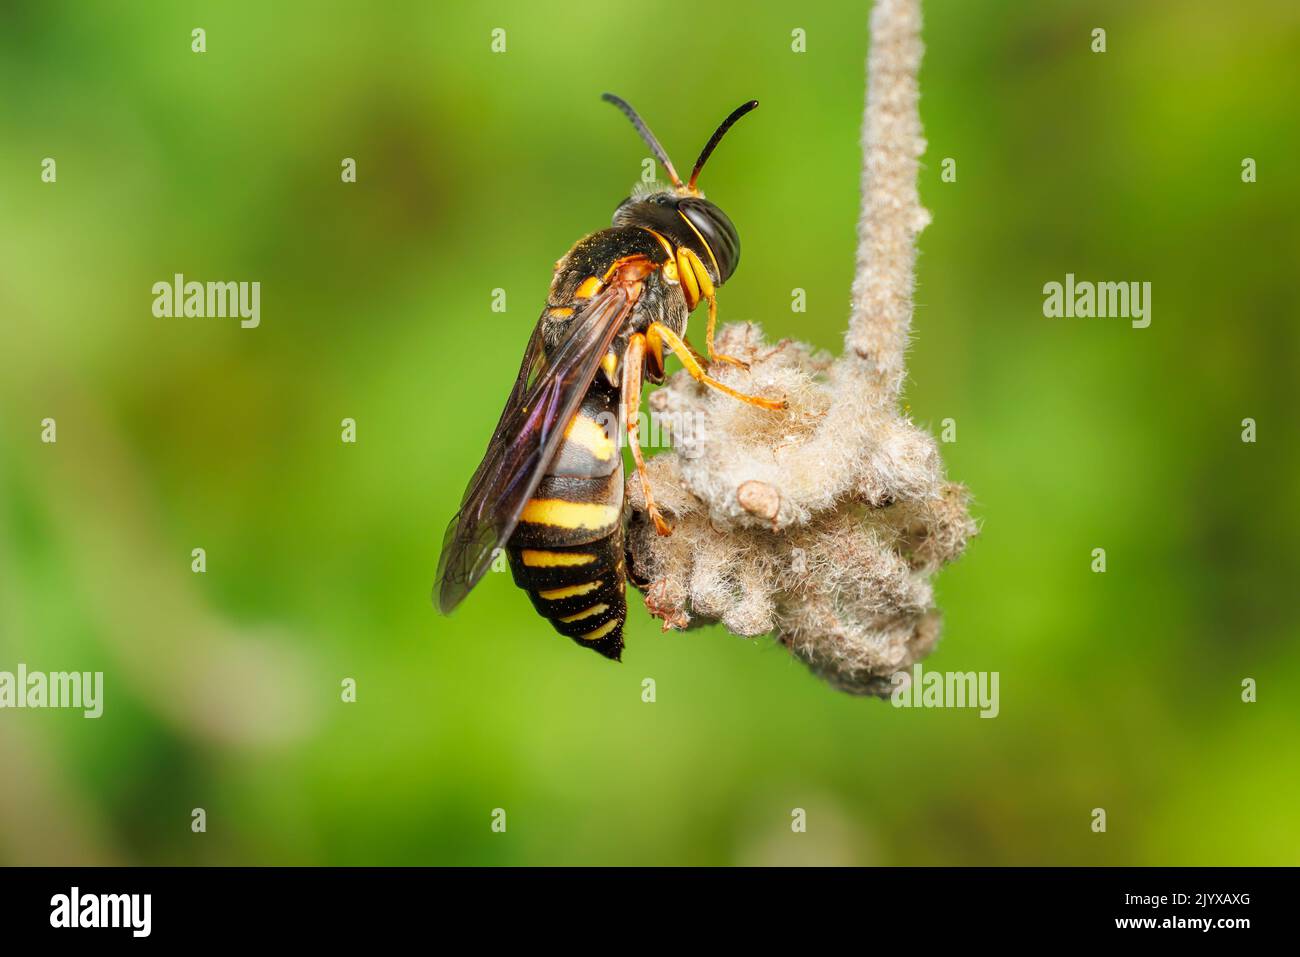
[676,246,700,310]
[581,618,621,642]
[565,413,616,460]
[548,306,574,318]
[520,549,596,568]
[559,603,610,624]
[538,580,602,601]
[574,276,602,299]
[520,499,619,530]
[662,259,679,283]
[683,247,715,299]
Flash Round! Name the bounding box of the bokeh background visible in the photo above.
[1,0,1297,865]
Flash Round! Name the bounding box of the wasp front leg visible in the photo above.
[648,321,786,411]
[676,247,747,370]
[702,293,751,370]
[622,332,672,536]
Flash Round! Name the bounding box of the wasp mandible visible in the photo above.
[435,94,782,661]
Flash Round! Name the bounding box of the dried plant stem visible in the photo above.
[850,0,931,399]
[625,0,975,695]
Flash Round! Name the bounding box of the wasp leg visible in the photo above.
[678,246,747,370]
[703,294,749,370]
[660,329,718,377]
[645,323,667,380]
[648,321,786,411]
[622,332,673,536]
[678,335,709,368]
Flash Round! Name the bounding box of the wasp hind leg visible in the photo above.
[647,321,786,411]
[622,332,673,536]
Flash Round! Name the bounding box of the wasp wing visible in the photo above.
[434,285,634,613]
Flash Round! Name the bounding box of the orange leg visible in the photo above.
[648,321,786,411]
[622,333,672,536]
[645,324,667,380]
[703,294,749,370]
[677,246,746,370]
[679,335,709,368]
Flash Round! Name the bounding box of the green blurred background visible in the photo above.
[1,0,1297,865]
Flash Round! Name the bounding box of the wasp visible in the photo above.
[434,94,782,661]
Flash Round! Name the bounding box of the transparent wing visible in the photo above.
[434,285,634,613]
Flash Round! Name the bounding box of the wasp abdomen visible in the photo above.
[506,384,627,661]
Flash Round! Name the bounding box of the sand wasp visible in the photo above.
[435,94,781,660]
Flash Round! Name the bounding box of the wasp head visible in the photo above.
[612,190,741,284]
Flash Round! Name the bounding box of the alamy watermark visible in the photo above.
[152,273,260,328]
[890,663,999,718]
[1043,273,1150,328]
[50,887,150,937]
[588,408,708,455]
[0,664,103,718]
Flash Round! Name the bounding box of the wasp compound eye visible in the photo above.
[679,198,740,283]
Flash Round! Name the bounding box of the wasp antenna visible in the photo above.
[602,92,683,188]
[688,100,759,192]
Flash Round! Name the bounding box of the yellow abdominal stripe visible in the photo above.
[558,603,609,623]
[537,580,602,600]
[520,549,596,568]
[520,499,618,530]
[581,618,621,642]
[565,414,615,460]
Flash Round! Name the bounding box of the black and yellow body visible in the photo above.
[505,383,627,659]
[503,223,699,660]
[435,94,781,663]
